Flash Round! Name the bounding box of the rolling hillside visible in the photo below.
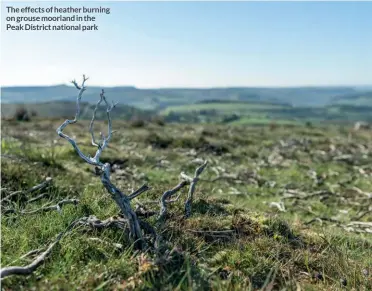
[160,100,372,125]
[2,85,369,108]
[0,101,154,121]
[2,85,372,125]
[329,91,372,106]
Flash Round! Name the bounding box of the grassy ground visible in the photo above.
[1,118,372,290]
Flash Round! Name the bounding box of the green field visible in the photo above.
[159,101,372,126]
[161,102,289,115]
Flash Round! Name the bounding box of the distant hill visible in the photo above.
[0,101,154,121]
[2,84,369,108]
[1,85,158,109]
[159,99,372,125]
[195,99,293,107]
[3,84,372,125]
[329,91,372,106]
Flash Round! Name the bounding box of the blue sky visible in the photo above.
[1,1,371,87]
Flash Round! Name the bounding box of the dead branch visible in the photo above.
[55,76,209,251]
[0,213,158,279]
[77,215,128,231]
[56,76,145,249]
[0,216,157,278]
[304,217,342,225]
[7,249,44,267]
[1,177,52,203]
[157,161,208,221]
[158,180,188,221]
[184,160,208,218]
[351,207,372,220]
[88,238,123,250]
[27,193,49,203]
[342,221,372,233]
[21,199,79,215]
[128,184,151,200]
[0,217,82,279]
[281,190,334,201]
[135,205,157,218]
[350,186,372,199]
[19,249,44,260]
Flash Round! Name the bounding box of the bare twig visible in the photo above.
[135,205,157,218]
[184,160,208,218]
[0,191,22,203]
[20,249,43,260]
[27,193,49,203]
[158,180,188,221]
[0,217,82,279]
[8,249,44,266]
[89,93,105,148]
[342,221,372,233]
[21,199,79,215]
[351,208,372,221]
[88,238,123,250]
[281,190,334,201]
[56,76,145,249]
[158,161,208,220]
[304,217,342,226]
[1,177,52,203]
[128,184,151,200]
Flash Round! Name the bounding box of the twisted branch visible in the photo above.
[56,76,146,249]
[128,184,151,200]
[184,160,208,218]
[21,199,79,215]
[0,215,132,279]
[159,161,208,220]
[56,75,96,165]
[27,193,49,204]
[0,218,82,279]
[1,177,52,203]
[158,180,188,221]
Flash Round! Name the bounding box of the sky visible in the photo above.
[1,1,371,88]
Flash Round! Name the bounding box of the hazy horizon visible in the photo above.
[2,83,372,89]
[1,1,371,87]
